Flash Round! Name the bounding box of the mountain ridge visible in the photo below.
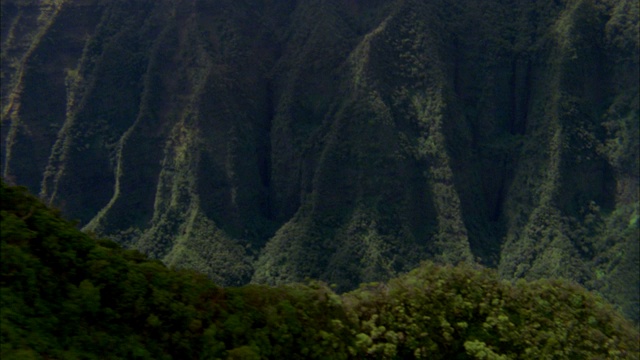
[1,0,638,320]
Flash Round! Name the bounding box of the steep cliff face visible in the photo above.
[1,0,638,319]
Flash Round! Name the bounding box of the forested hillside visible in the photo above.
[1,0,638,321]
[2,182,638,359]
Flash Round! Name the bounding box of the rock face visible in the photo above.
[1,0,638,319]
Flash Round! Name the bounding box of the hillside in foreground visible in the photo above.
[2,182,638,359]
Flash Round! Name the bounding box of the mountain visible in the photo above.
[2,181,638,359]
[1,0,638,320]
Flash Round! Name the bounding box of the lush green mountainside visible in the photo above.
[1,0,638,320]
[1,182,638,359]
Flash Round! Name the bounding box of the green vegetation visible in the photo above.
[1,0,638,326]
[2,182,638,359]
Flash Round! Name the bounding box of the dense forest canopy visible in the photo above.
[1,182,639,359]
[1,0,638,324]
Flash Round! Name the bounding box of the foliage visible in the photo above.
[2,182,638,359]
[1,0,638,333]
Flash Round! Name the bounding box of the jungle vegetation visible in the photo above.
[1,0,638,325]
[1,182,639,359]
